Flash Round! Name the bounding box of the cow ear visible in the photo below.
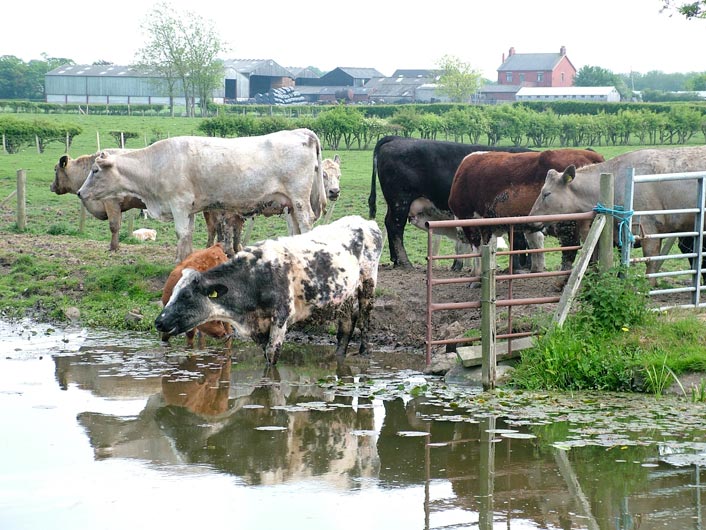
[334,154,341,164]
[95,155,114,169]
[59,155,69,168]
[562,165,576,184]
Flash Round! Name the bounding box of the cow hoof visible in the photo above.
[467,281,481,289]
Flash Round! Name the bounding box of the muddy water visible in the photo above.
[3,319,706,530]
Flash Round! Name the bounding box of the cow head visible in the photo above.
[155,268,231,337]
[528,165,579,224]
[50,155,73,194]
[322,154,341,201]
[76,152,119,201]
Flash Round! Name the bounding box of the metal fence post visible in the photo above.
[621,168,636,267]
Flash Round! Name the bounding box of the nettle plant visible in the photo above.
[575,265,650,332]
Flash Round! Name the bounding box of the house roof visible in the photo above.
[288,67,320,79]
[498,52,564,72]
[364,76,431,98]
[327,67,385,79]
[390,69,440,79]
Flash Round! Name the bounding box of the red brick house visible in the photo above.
[480,46,577,103]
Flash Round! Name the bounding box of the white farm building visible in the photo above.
[515,86,621,102]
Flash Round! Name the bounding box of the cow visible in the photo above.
[203,154,342,257]
[367,135,533,269]
[448,148,606,273]
[51,149,145,251]
[160,243,234,348]
[77,129,327,262]
[528,145,706,282]
[154,215,383,365]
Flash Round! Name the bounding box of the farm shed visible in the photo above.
[515,86,621,102]
[219,59,294,102]
[302,67,385,87]
[45,64,184,105]
[364,70,444,103]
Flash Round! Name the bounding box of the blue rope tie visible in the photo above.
[593,202,635,247]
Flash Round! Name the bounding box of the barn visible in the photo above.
[44,59,297,105]
[45,64,181,105]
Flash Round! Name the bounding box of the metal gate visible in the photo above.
[622,169,706,309]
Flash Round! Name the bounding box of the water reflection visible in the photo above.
[3,321,706,529]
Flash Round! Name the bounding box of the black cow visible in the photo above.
[367,136,533,269]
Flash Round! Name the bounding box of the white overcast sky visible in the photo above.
[4,0,705,78]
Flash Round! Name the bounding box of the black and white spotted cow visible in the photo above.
[154,215,383,365]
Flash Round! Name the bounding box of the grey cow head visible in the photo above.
[155,268,229,337]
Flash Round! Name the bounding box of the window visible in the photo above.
[537,72,543,83]
[506,72,513,83]
[519,73,525,83]
[561,72,565,83]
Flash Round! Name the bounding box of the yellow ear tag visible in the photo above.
[208,290,218,298]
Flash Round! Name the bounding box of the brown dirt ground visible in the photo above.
[0,232,692,375]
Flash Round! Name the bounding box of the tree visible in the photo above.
[574,65,616,86]
[436,55,482,103]
[661,1,706,18]
[685,73,706,90]
[574,65,631,100]
[136,2,226,117]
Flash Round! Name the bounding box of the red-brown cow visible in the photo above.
[448,148,605,273]
[161,243,233,348]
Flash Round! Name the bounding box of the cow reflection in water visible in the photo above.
[78,353,379,486]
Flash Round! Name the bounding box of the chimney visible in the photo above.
[560,45,566,56]
[509,47,515,56]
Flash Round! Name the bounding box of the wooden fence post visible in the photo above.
[599,173,614,272]
[480,241,497,390]
[16,170,27,231]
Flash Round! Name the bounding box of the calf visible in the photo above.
[155,215,384,365]
[160,243,233,348]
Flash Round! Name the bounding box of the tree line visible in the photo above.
[3,102,704,154]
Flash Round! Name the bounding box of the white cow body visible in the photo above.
[78,129,326,262]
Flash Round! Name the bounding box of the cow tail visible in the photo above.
[310,131,326,219]
[368,149,378,219]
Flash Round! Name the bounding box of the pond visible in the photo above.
[2,319,706,530]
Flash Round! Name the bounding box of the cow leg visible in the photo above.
[230,214,245,255]
[203,211,216,247]
[386,204,412,268]
[356,279,376,356]
[174,212,195,263]
[288,203,315,235]
[104,200,123,252]
[524,230,545,273]
[265,323,288,365]
[335,307,356,358]
[451,239,471,272]
[642,238,662,284]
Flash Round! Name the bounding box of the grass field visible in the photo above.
[4,112,702,270]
